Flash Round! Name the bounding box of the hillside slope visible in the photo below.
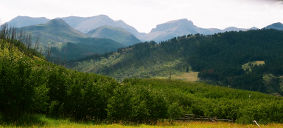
[72,29,283,94]
[50,38,124,61]
[0,29,119,121]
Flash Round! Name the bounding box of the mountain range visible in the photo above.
[7,15,282,42]
[61,15,140,36]
[20,19,124,61]
[7,15,141,46]
[4,15,283,62]
[141,19,249,41]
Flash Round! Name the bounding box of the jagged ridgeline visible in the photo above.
[72,29,283,95]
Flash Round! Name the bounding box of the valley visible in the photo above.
[1,12,283,128]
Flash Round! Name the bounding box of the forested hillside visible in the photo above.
[0,25,118,121]
[1,26,282,125]
[72,29,283,94]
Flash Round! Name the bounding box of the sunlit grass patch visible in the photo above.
[1,115,282,128]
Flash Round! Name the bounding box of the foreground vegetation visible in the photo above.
[1,115,283,128]
[0,26,282,126]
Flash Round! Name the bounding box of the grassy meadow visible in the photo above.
[1,119,282,128]
[1,115,282,128]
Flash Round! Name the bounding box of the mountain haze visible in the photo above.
[144,19,248,42]
[7,16,49,28]
[7,15,266,42]
[265,22,283,31]
[20,19,124,61]
[61,15,140,36]
[87,26,140,46]
[21,18,86,44]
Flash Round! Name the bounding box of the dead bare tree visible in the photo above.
[253,120,261,128]
[26,34,32,49]
[47,43,52,61]
[10,27,16,40]
[63,47,67,66]
[39,47,43,55]
[0,24,8,39]
[34,36,40,50]
[0,24,43,57]
[18,29,25,42]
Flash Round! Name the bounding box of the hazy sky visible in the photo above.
[0,0,283,33]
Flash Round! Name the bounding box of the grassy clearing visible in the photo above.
[242,61,265,72]
[171,72,199,82]
[155,72,199,82]
[1,115,282,128]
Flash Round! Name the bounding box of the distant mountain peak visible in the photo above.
[62,15,140,35]
[272,22,283,25]
[223,27,247,32]
[46,18,70,27]
[116,20,127,24]
[151,19,195,33]
[268,22,283,27]
[265,22,283,31]
[15,15,47,19]
[250,27,259,30]
[160,18,194,27]
[87,25,140,46]
[95,14,111,18]
[168,18,193,24]
[94,25,128,32]
[6,16,49,28]
[14,16,30,19]
[48,18,64,23]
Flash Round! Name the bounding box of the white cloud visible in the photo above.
[0,0,282,32]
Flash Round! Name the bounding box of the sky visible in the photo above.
[0,0,283,33]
